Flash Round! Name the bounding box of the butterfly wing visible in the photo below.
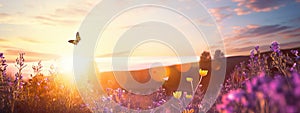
[76,32,81,41]
[68,40,77,45]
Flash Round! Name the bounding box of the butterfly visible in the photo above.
[182,109,194,113]
[68,32,81,45]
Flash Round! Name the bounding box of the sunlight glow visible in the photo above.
[58,56,73,73]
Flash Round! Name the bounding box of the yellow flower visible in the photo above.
[186,77,193,82]
[182,109,194,113]
[185,94,193,99]
[199,69,208,77]
[173,91,182,99]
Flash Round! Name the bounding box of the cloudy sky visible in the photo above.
[204,0,300,55]
[0,0,300,62]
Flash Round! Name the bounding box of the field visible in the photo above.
[1,42,300,113]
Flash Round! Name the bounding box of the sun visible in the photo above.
[56,56,76,84]
[58,56,73,73]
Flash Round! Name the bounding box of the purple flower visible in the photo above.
[0,53,4,58]
[250,49,255,59]
[32,60,43,74]
[16,52,25,68]
[290,63,296,72]
[0,53,8,77]
[296,56,300,62]
[270,41,280,53]
[255,46,259,51]
[291,50,299,56]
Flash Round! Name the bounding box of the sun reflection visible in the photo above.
[150,66,171,82]
[175,63,191,72]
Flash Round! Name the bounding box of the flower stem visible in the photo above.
[190,81,194,94]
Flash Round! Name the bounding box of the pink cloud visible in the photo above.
[234,8,251,15]
[3,49,60,63]
[246,24,260,29]
[0,13,9,17]
[33,0,98,26]
[34,15,78,26]
[225,24,291,42]
[0,13,11,21]
[231,24,260,34]
[209,6,233,22]
[278,27,300,38]
[225,40,300,55]
[232,0,288,15]
[223,25,300,51]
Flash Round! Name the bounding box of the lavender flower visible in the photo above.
[250,49,255,59]
[14,53,26,84]
[270,41,280,53]
[254,46,259,51]
[15,52,26,70]
[217,72,300,113]
[0,53,9,111]
[291,50,299,56]
[290,63,296,72]
[216,41,300,112]
[0,53,8,80]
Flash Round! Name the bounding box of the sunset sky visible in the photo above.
[0,0,300,63]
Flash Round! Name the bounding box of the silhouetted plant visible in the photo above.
[0,53,10,112]
[32,60,43,75]
[10,52,27,113]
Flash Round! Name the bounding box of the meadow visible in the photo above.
[0,41,300,113]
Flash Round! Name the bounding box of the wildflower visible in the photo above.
[250,49,255,59]
[270,41,280,53]
[227,93,235,100]
[186,77,195,94]
[185,94,193,99]
[182,109,194,113]
[199,69,208,77]
[0,53,8,78]
[15,52,27,72]
[290,63,296,71]
[255,45,260,51]
[32,60,43,75]
[0,53,4,58]
[173,91,182,99]
[291,50,299,56]
[186,77,193,82]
